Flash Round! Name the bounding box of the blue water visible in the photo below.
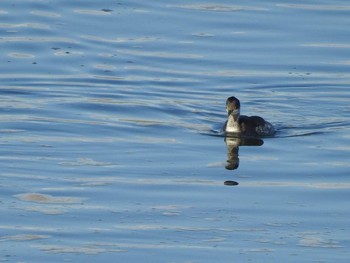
[1,1,350,262]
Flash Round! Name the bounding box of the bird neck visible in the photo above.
[226,113,241,133]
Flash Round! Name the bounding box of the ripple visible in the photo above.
[298,236,343,248]
[80,35,158,43]
[34,244,111,254]
[302,43,350,48]
[1,234,49,241]
[8,52,35,59]
[15,193,85,204]
[30,11,61,18]
[192,32,215,37]
[59,158,115,167]
[171,4,268,12]
[53,50,84,56]
[243,182,350,189]
[0,23,50,29]
[117,49,203,59]
[277,4,350,11]
[74,9,113,16]
[93,64,116,70]
[0,36,79,43]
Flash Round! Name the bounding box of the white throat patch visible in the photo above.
[225,114,241,133]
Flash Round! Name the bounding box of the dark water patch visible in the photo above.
[0,87,38,96]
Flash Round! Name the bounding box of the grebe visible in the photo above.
[224,96,275,137]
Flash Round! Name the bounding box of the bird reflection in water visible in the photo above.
[224,135,264,186]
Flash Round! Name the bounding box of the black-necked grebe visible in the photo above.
[224,96,275,137]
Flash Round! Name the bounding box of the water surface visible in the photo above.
[1,1,350,262]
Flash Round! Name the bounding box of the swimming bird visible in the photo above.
[224,96,275,137]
